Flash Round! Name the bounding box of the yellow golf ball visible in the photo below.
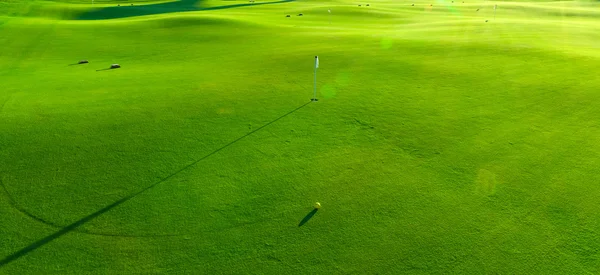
[314,202,321,209]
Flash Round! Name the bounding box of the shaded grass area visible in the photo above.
[76,0,295,20]
[298,209,318,226]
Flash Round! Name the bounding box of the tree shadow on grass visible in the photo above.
[76,0,295,20]
[0,100,313,267]
[298,209,318,227]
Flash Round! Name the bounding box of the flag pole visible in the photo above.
[494,4,497,19]
[312,56,318,101]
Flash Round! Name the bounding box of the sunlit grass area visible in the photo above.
[1,0,599,273]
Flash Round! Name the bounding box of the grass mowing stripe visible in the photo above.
[0,178,64,229]
[0,101,311,266]
[1,176,180,238]
[0,95,11,117]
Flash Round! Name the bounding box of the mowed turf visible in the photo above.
[1,0,600,273]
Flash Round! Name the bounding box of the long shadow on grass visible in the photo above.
[76,0,294,20]
[0,100,313,267]
[298,209,318,227]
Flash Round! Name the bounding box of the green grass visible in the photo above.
[1,0,600,273]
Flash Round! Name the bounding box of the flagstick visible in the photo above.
[312,56,318,101]
[494,4,497,19]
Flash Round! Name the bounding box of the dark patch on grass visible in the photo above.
[76,0,295,20]
[298,209,318,227]
[69,60,88,66]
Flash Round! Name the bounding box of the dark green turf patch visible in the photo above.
[75,0,295,20]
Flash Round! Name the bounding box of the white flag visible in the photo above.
[315,56,319,69]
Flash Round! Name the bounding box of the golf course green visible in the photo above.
[1,0,599,273]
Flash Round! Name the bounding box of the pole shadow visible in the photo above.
[77,0,295,20]
[0,100,313,267]
[298,209,318,227]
